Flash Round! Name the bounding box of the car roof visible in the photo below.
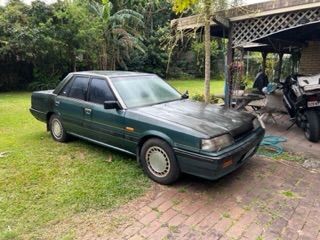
[71,71,154,78]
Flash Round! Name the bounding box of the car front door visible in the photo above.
[55,75,90,136]
[84,77,128,150]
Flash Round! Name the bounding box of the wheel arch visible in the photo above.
[46,111,60,131]
[136,131,174,164]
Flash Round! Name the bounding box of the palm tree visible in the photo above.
[89,0,145,70]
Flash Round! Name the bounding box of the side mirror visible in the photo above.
[104,100,121,110]
[181,90,189,99]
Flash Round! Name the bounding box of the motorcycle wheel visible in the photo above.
[296,112,304,128]
[304,110,320,142]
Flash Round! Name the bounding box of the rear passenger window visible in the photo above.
[88,78,115,104]
[69,76,89,100]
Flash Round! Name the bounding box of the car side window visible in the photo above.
[68,76,90,100]
[60,79,73,97]
[88,78,116,104]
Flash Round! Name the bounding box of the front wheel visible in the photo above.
[49,114,69,142]
[140,138,180,185]
[304,110,320,142]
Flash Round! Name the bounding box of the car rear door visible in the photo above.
[84,77,127,149]
[55,75,90,136]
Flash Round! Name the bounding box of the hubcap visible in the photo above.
[146,146,170,178]
[52,119,63,139]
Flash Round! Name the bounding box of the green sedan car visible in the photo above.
[30,71,265,184]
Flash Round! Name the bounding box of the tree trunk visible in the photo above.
[101,42,108,70]
[204,0,211,104]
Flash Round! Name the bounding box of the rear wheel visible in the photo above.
[49,114,69,142]
[140,138,180,185]
[304,110,320,142]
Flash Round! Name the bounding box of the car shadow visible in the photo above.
[175,163,250,188]
[69,136,260,193]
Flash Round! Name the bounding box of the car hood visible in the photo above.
[134,100,255,138]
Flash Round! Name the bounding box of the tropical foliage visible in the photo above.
[0,0,177,90]
[0,0,245,91]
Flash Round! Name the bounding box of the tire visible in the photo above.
[304,110,320,142]
[140,138,180,185]
[49,114,69,142]
[296,112,305,128]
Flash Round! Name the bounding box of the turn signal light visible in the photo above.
[222,159,233,168]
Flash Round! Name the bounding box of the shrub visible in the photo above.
[191,93,220,104]
[27,69,60,91]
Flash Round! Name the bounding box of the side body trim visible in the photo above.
[68,132,136,156]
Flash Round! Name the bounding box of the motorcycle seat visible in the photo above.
[298,74,320,92]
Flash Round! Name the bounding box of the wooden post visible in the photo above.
[262,52,268,73]
[204,0,211,104]
[276,53,284,82]
[225,25,233,108]
[239,48,245,89]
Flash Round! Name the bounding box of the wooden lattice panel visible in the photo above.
[232,7,320,47]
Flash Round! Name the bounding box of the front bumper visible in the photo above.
[174,127,265,180]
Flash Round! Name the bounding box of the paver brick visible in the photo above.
[149,226,170,240]
[158,209,178,223]
[180,201,203,216]
[242,222,263,240]
[148,190,177,209]
[139,210,158,225]
[128,234,145,240]
[134,205,152,220]
[171,224,191,238]
[172,195,193,212]
[287,214,307,230]
[214,217,233,234]
[196,210,221,232]
[268,217,288,234]
[262,231,281,240]
[139,220,162,238]
[226,211,257,238]
[281,227,299,240]
[200,229,222,240]
[184,204,212,226]
[168,213,188,226]
[229,205,245,220]
[158,199,175,213]
[123,222,144,238]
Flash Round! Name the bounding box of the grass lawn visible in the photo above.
[167,79,225,96]
[0,80,224,239]
[0,92,150,239]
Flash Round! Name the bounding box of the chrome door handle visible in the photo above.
[55,100,60,106]
[84,108,92,115]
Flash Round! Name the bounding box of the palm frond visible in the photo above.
[110,9,144,29]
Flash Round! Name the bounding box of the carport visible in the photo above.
[171,0,320,106]
[171,0,320,157]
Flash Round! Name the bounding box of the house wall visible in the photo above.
[300,41,320,75]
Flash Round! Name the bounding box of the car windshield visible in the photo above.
[110,75,182,108]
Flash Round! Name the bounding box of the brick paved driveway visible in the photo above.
[48,156,320,240]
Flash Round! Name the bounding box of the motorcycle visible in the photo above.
[281,74,320,142]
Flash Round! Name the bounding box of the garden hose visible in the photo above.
[258,135,287,157]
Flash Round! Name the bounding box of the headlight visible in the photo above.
[201,134,234,152]
[253,117,265,129]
